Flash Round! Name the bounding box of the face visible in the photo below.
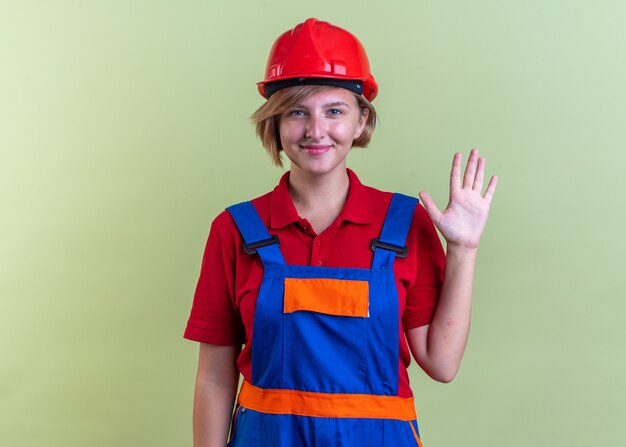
[278,87,368,179]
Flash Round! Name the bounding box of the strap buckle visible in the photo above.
[370,238,408,259]
[242,235,280,254]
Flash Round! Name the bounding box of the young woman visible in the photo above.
[184,18,497,447]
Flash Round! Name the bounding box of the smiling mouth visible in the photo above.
[301,145,332,155]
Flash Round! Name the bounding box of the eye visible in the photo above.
[327,108,343,116]
[287,109,306,117]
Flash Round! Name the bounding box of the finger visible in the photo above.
[450,152,462,192]
[463,148,479,189]
[483,175,498,203]
[473,157,485,191]
[419,191,443,226]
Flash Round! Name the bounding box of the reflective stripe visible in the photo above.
[284,278,369,317]
[409,420,423,447]
[238,380,417,421]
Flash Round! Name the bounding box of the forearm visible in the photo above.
[193,344,240,447]
[418,244,477,382]
[411,149,496,382]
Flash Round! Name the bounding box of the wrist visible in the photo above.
[445,242,479,257]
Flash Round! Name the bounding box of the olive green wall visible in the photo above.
[2,1,624,445]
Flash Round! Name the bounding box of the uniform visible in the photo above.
[184,169,445,446]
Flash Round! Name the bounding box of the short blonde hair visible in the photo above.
[251,85,378,167]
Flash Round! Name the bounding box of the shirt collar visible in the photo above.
[269,168,373,229]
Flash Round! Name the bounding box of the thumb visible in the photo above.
[418,191,442,226]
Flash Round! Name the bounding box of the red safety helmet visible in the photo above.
[257,18,378,101]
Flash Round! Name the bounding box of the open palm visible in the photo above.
[419,149,498,249]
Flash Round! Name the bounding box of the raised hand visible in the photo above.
[419,149,497,250]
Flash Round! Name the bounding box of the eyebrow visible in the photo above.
[292,101,351,109]
[324,101,350,108]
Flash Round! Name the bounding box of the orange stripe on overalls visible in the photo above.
[238,380,416,420]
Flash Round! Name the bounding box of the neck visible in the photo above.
[287,166,350,234]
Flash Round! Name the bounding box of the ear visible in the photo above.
[354,108,369,139]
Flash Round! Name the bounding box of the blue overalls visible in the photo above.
[226,193,423,447]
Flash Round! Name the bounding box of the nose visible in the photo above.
[305,113,325,140]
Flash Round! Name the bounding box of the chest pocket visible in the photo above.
[282,277,370,393]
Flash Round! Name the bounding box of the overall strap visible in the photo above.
[371,193,419,270]
[227,201,286,266]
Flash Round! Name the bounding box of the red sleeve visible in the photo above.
[183,212,244,345]
[402,204,446,330]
